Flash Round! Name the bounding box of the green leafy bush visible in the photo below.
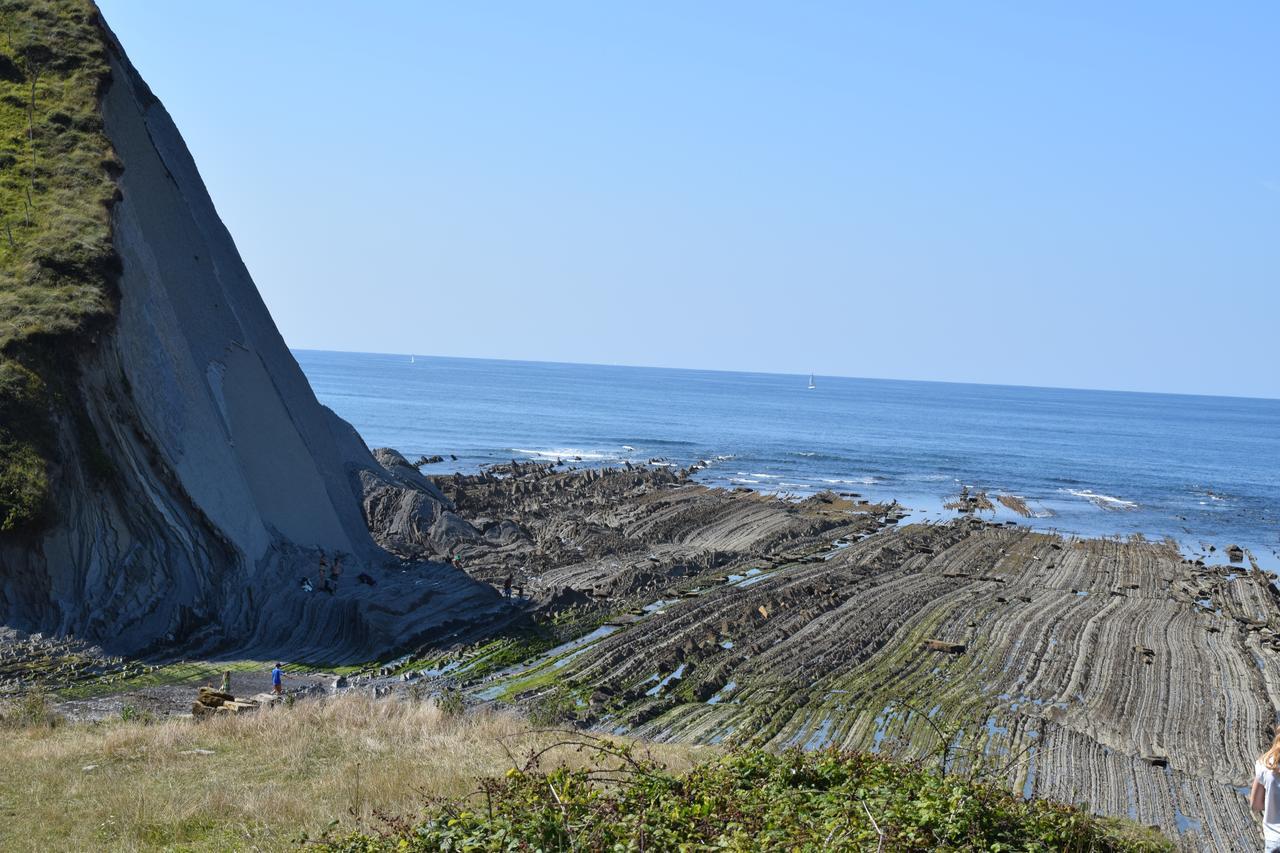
[316,747,1170,852]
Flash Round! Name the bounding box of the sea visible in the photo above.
[296,350,1280,572]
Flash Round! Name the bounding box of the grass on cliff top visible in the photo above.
[0,0,116,348]
[0,0,118,532]
[0,691,1168,853]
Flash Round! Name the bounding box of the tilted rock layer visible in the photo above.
[0,5,501,658]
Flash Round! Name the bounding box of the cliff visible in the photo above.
[0,0,502,659]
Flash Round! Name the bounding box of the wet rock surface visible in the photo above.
[4,447,1270,849]
[421,462,901,612]
[415,468,1277,852]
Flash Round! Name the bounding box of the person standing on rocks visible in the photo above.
[271,662,284,695]
[502,574,513,598]
[1251,731,1280,852]
[219,670,231,694]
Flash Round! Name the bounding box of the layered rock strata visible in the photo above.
[0,11,502,659]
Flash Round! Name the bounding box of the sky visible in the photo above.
[98,2,1278,398]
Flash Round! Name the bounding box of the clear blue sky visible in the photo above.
[99,2,1278,398]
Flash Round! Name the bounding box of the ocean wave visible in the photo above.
[784,451,850,463]
[821,477,878,486]
[511,447,616,461]
[1065,488,1138,511]
[903,473,952,482]
[617,437,698,448]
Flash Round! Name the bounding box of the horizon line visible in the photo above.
[290,347,1280,404]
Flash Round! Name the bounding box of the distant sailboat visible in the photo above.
[410,355,416,364]
[807,372,816,390]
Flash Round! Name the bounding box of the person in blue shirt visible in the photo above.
[271,663,283,695]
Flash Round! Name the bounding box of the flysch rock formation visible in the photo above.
[0,12,505,660]
[422,465,1280,851]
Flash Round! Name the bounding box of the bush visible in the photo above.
[0,689,61,729]
[527,685,577,728]
[315,747,1170,852]
[435,687,465,718]
[118,703,152,724]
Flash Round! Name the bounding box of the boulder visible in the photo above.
[197,687,234,706]
[429,511,485,549]
[484,520,528,546]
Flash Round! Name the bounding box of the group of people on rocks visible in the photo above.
[295,551,532,602]
[298,551,378,594]
[300,551,344,594]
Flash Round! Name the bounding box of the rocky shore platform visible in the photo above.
[3,457,1274,849]
[411,460,1275,851]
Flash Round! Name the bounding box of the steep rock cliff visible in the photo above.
[0,2,502,659]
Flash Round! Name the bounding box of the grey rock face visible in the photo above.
[484,520,528,547]
[359,448,486,558]
[0,19,503,660]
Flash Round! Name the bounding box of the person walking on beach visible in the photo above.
[271,662,284,695]
[1250,731,1280,851]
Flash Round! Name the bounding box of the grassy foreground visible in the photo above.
[0,692,1168,852]
[0,693,698,852]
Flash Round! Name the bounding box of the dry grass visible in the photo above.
[0,693,701,852]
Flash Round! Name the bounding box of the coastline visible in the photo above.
[3,458,1274,849]
[295,350,1280,577]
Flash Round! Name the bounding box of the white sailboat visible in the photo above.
[807,372,816,390]
[410,355,416,364]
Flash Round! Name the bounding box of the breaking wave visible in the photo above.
[1065,488,1138,511]
[511,447,618,462]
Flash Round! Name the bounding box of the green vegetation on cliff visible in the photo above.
[320,748,1169,852]
[0,0,117,531]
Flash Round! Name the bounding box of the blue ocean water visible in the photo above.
[296,351,1280,571]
